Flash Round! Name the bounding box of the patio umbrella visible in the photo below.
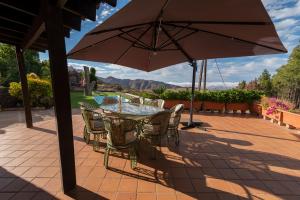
[68,0,286,127]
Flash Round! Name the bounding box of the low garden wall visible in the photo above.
[260,97,300,129]
[160,90,262,114]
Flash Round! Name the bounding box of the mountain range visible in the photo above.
[98,76,180,90]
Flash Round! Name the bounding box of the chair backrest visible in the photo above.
[79,103,94,132]
[157,99,165,109]
[102,96,118,105]
[143,98,159,107]
[129,97,141,104]
[144,110,171,136]
[103,116,137,146]
[170,104,184,127]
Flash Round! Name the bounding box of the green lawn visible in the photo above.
[70,91,119,108]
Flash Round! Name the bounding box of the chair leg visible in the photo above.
[93,134,101,152]
[175,129,179,146]
[129,147,137,169]
[104,147,110,168]
[83,126,90,144]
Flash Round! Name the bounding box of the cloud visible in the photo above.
[268,0,300,20]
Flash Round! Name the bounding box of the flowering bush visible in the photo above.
[261,96,294,115]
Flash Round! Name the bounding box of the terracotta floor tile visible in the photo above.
[137,193,156,200]
[116,192,136,200]
[22,167,46,178]
[173,178,195,192]
[38,167,60,178]
[176,192,199,200]
[9,192,37,200]
[118,178,138,192]
[0,193,15,200]
[137,179,156,192]
[99,178,120,192]
[22,178,50,192]
[262,180,293,195]
[2,111,300,199]
[198,193,219,200]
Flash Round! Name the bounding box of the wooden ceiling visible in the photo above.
[0,0,116,52]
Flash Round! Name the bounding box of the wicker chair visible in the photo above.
[167,104,184,145]
[129,97,142,104]
[140,110,171,159]
[102,116,139,169]
[143,98,165,108]
[79,102,106,151]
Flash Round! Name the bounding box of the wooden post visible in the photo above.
[15,46,33,128]
[45,2,76,193]
[203,59,207,91]
[198,60,204,91]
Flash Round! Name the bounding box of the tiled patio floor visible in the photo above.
[1,109,300,200]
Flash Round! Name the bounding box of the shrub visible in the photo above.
[9,77,53,108]
[152,85,166,95]
[160,89,263,103]
[160,90,190,100]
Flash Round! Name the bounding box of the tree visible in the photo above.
[83,66,96,96]
[258,69,273,96]
[245,78,259,90]
[89,67,97,90]
[0,43,44,86]
[237,80,246,89]
[272,44,300,108]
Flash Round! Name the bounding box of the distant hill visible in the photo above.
[98,76,180,90]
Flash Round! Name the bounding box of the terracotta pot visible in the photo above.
[262,107,283,124]
[226,103,249,114]
[249,103,262,115]
[281,110,300,129]
[164,99,202,111]
[203,101,225,112]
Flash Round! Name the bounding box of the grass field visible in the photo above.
[70,91,119,108]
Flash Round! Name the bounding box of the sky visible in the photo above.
[40,0,300,88]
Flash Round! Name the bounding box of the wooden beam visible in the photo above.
[15,46,33,128]
[21,1,46,49]
[44,1,76,193]
[64,0,97,21]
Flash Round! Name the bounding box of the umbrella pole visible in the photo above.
[188,60,197,126]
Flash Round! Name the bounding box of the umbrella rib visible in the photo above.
[161,26,193,62]
[164,21,272,25]
[165,23,287,53]
[68,28,140,56]
[118,35,151,50]
[88,22,152,35]
[158,23,191,50]
[160,30,198,49]
[114,25,153,64]
[119,29,151,49]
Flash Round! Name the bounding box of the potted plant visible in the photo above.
[161,90,202,110]
[201,91,225,113]
[225,90,249,114]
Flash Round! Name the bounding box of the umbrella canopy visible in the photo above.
[68,0,286,71]
[68,0,286,126]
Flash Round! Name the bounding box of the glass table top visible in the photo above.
[99,102,164,116]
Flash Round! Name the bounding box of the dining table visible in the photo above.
[97,102,164,120]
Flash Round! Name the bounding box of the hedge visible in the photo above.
[158,89,263,103]
[9,77,53,108]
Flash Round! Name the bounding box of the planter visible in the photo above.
[249,103,262,115]
[281,110,300,129]
[262,107,283,125]
[203,101,225,113]
[226,103,249,114]
[164,99,201,111]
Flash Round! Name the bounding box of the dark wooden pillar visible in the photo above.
[15,46,33,128]
[45,2,76,193]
